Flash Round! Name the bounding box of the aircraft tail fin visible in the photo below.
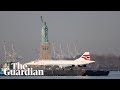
[80,52,90,60]
[75,52,90,61]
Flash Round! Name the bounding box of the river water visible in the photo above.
[0,71,120,79]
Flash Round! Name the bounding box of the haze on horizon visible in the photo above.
[0,11,120,63]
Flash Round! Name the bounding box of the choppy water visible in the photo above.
[0,71,120,79]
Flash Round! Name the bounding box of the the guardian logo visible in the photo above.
[3,62,44,76]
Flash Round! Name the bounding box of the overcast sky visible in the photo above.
[0,11,120,62]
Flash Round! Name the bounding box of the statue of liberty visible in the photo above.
[41,16,48,42]
[40,16,51,60]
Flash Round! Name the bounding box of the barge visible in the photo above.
[0,62,110,76]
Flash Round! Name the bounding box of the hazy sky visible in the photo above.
[0,11,120,62]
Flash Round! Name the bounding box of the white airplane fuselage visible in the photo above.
[24,52,95,67]
[25,59,95,66]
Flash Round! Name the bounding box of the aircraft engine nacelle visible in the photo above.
[72,65,75,67]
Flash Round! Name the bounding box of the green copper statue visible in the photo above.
[41,16,48,42]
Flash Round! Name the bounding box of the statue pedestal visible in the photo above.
[39,42,51,60]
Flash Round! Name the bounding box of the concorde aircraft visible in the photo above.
[24,52,95,67]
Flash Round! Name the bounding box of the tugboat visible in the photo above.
[84,69,109,76]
